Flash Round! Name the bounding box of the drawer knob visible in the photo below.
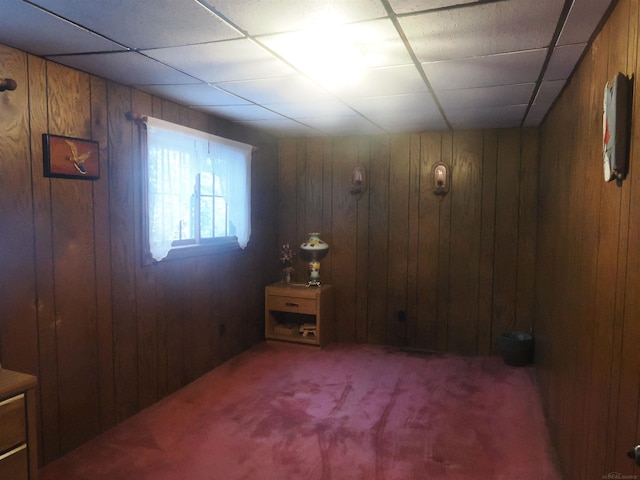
[285,302,299,307]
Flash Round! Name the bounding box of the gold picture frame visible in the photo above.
[42,134,100,180]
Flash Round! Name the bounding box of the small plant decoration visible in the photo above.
[280,243,296,282]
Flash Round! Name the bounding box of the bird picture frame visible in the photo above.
[42,134,100,180]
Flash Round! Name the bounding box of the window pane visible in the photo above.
[201,196,213,238]
[214,197,227,237]
[200,171,214,196]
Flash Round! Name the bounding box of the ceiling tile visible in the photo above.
[423,50,548,91]
[265,101,358,119]
[544,44,587,81]
[218,76,335,105]
[0,0,613,134]
[400,0,563,62]
[301,115,385,135]
[347,92,447,132]
[523,103,552,126]
[29,0,241,49]
[347,93,440,118]
[447,105,528,129]
[0,0,126,56]
[47,52,195,86]
[437,83,536,109]
[137,84,250,106]
[233,118,323,137]
[143,39,296,84]
[328,65,429,98]
[557,0,614,46]
[195,105,284,122]
[535,80,567,104]
[389,0,480,15]
[369,111,449,132]
[210,0,388,36]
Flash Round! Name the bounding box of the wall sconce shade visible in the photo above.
[350,164,366,197]
[432,162,450,197]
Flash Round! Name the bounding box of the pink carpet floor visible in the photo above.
[40,342,561,479]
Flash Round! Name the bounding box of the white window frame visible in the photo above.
[141,116,253,263]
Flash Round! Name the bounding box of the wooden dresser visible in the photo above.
[0,369,38,480]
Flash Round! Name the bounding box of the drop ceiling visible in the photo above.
[0,0,614,137]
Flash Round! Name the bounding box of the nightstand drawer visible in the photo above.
[0,394,26,453]
[0,444,28,480]
[268,295,316,314]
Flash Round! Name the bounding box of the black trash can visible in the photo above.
[499,331,534,366]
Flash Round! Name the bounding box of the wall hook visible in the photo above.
[0,78,17,92]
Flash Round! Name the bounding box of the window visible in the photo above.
[143,117,252,262]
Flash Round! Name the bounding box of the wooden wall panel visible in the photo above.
[535,0,640,477]
[367,136,390,345]
[331,137,359,342]
[90,75,116,433]
[416,133,442,350]
[279,128,537,354]
[0,44,279,467]
[477,130,497,354]
[387,134,411,346]
[448,131,482,353]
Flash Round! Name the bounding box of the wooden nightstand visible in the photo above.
[265,282,334,347]
[0,369,38,480]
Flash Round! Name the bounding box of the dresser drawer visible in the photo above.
[268,295,316,315]
[0,444,28,480]
[0,394,26,453]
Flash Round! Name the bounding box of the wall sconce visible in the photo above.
[350,164,366,197]
[432,162,449,197]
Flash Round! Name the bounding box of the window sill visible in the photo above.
[145,237,241,265]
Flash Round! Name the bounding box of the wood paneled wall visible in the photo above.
[535,0,640,477]
[278,128,538,354]
[0,44,279,464]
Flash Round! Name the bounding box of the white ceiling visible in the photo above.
[0,0,614,137]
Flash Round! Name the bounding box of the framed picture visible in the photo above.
[602,72,631,186]
[42,134,100,180]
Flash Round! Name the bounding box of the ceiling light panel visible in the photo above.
[29,0,241,49]
[259,18,412,90]
[143,39,296,84]
[210,0,388,36]
[400,0,563,63]
[0,0,126,56]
